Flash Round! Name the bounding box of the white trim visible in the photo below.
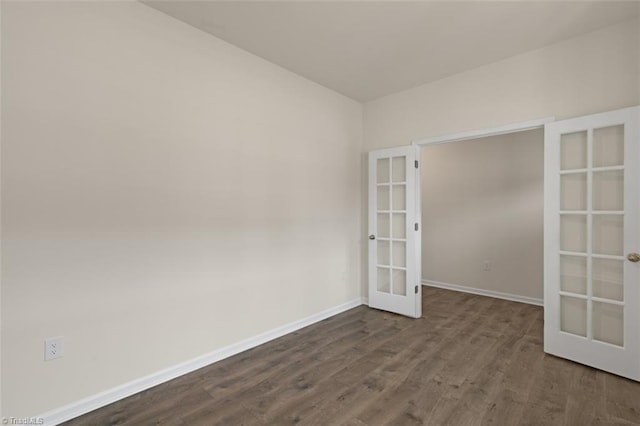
[412,117,554,146]
[422,280,543,307]
[39,297,366,426]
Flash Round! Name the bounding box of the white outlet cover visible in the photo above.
[45,337,65,361]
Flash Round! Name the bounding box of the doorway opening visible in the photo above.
[419,128,545,306]
[412,118,552,307]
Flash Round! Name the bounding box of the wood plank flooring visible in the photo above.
[64,287,640,425]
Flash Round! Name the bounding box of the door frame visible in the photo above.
[368,116,553,317]
[410,117,554,297]
[412,117,554,147]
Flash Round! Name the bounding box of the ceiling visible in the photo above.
[144,1,639,102]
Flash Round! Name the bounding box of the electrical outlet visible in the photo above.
[483,260,491,271]
[45,337,64,361]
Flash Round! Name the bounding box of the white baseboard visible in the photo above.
[40,297,367,426]
[423,280,543,306]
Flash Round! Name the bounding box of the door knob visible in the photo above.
[369,235,376,240]
[628,253,640,263]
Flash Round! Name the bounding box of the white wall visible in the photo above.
[1,2,362,417]
[422,130,544,300]
[364,18,640,150]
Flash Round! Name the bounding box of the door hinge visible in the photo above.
[415,223,419,231]
[415,160,419,169]
[415,285,419,294]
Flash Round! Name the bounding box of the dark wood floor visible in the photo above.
[65,287,640,425]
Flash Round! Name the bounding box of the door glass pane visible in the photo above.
[392,241,406,267]
[593,171,623,211]
[593,302,623,346]
[377,213,390,238]
[377,185,390,210]
[392,157,405,182]
[392,185,406,210]
[377,267,390,293]
[561,215,587,253]
[377,158,390,183]
[561,131,587,170]
[392,269,406,296]
[561,173,587,210]
[593,258,623,301]
[392,213,406,239]
[593,125,624,168]
[377,240,390,266]
[593,215,623,256]
[560,296,587,337]
[560,255,586,295]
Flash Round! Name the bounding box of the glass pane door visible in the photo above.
[545,106,639,381]
[369,146,421,318]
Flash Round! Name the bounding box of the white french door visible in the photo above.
[544,106,640,380]
[368,145,421,318]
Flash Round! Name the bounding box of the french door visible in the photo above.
[544,106,640,380]
[368,146,421,318]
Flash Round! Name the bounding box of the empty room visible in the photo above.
[1,1,639,425]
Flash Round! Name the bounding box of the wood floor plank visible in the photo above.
[247,318,426,422]
[218,314,412,420]
[604,373,640,424]
[518,354,575,426]
[563,367,605,426]
[202,310,395,401]
[64,287,640,426]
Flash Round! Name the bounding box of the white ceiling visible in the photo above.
[144,1,639,102]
